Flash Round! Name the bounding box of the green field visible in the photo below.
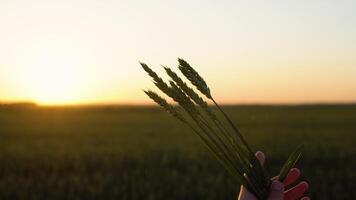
[0,105,355,199]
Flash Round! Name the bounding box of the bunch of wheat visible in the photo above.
[141,58,302,200]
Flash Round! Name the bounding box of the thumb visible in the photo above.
[267,180,284,200]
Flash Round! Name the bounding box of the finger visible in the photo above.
[237,185,257,200]
[284,181,308,200]
[238,151,264,200]
[255,151,265,166]
[283,168,301,187]
[238,152,264,200]
[267,180,284,200]
[301,197,310,200]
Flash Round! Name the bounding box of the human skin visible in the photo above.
[237,151,310,200]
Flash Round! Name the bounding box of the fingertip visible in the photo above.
[255,151,265,165]
[301,181,309,190]
[285,181,309,200]
[290,168,300,174]
[283,168,301,186]
[255,150,263,155]
[255,151,264,158]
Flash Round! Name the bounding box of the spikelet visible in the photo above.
[168,81,199,118]
[164,66,217,120]
[140,62,172,96]
[178,58,212,99]
[143,90,185,122]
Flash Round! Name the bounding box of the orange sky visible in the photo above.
[0,0,355,105]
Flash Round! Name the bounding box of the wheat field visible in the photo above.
[0,105,355,199]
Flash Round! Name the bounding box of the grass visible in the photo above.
[0,105,355,199]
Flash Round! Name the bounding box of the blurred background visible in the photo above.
[0,0,355,199]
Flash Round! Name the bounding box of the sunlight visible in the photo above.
[24,52,85,105]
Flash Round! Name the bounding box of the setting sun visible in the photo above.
[23,52,85,105]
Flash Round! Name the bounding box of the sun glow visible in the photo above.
[24,53,86,105]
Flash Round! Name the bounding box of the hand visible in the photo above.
[237,151,310,200]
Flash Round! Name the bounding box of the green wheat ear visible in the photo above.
[177,58,212,99]
[163,66,217,120]
[143,90,186,123]
[163,66,206,106]
[141,58,304,200]
[140,62,171,96]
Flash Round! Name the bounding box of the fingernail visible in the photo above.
[301,181,309,190]
[271,180,284,190]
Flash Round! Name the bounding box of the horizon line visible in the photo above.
[1,101,355,107]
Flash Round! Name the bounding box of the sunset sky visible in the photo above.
[0,0,355,105]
